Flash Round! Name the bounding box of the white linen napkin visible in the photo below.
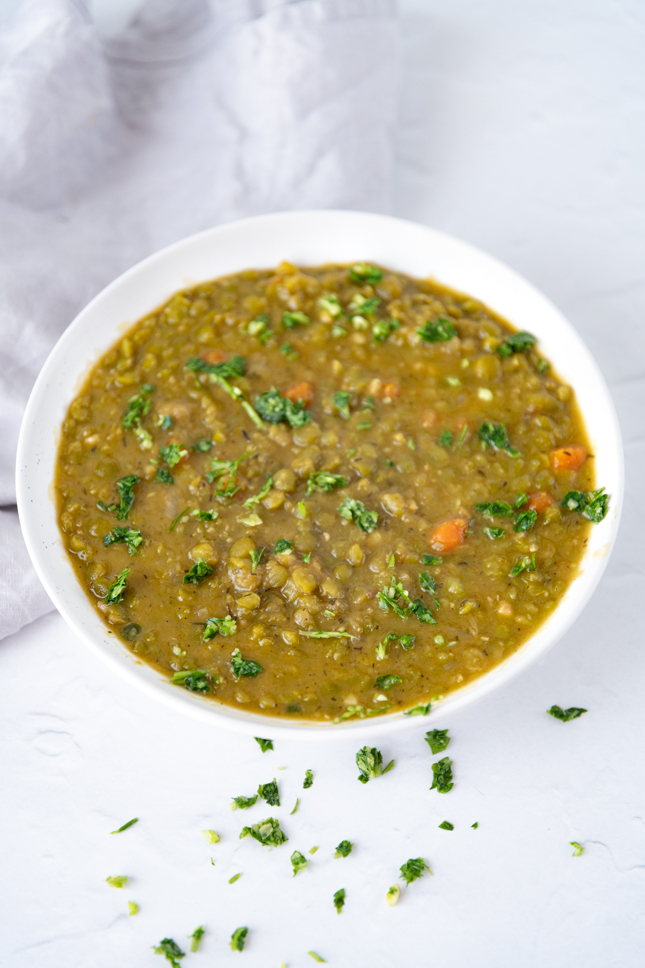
[0,0,400,641]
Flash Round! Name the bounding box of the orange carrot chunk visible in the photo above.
[203,349,226,365]
[378,382,400,401]
[282,381,314,407]
[550,446,587,471]
[429,517,469,553]
[526,491,554,513]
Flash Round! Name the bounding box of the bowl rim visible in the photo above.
[16,209,624,742]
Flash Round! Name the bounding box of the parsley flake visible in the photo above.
[373,318,400,343]
[243,476,273,509]
[338,496,379,533]
[231,648,263,678]
[334,840,353,858]
[438,820,454,830]
[255,737,273,753]
[509,553,536,577]
[484,526,505,539]
[561,488,609,523]
[431,756,454,793]
[255,387,310,428]
[418,317,457,343]
[476,501,514,517]
[110,818,138,834]
[375,674,402,690]
[170,669,217,694]
[497,330,536,358]
[257,779,280,807]
[189,927,204,953]
[306,471,348,497]
[232,795,258,810]
[104,526,143,555]
[230,927,248,952]
[548,705,587,722]
[356,746,394,784]
[291,850,309,876]
[153,938,184,967]
[333,887,346,913]
[155,467,174,485]
[193,438,213,452]
[239,817,288,847]
[183,558,213,584]
[477,421,520,457]
[399,857,432,885]
[422,554,442,567]
[425,729,450,754]
[438,429,453,447]
[106,875,128,889]
[348,263,382,284]
[282,310,309,329]
[274,538,294,554]
[159,443,187,468]
[318,294,343,318]
[122,384,154,431]
[514,508,537,532]
[105,568,129,604]
[405,703,432,716]
[203,615,237,640]
[333,390,351,420]
[303,769,314,789]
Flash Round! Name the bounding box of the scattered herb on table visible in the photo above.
[399,857,432,884]
[356,746,394,783]
[291,798,299,815]
[105,568,129,605]
[110,817,138,834]
[303,769,314,789]
[153,938,184,967]
[333,888,346,913]
[189,927,204,953]
[418,317,457,342]
[425,729,450,754]
[561,488,609,523]
[335,840,353,858]
[431,756,454,793]
[548,705,587,722]
[570,841,584,857]
[338,496,379,533]
[232,795,258,810]
[257,779,280,807]
[291,850,309,876]
[128,901,139,916]
[438,820,454,831]
[255,737,273,753]
[228,873,242,884]
[386,884,401,905]
[230,927,248,952]
[106,875,128,888]
[203,615,237,640]
[308,952,327,963]
[231,649,263,679]
[201,830,220,843]
[183,558,213,584]
[240,817,288,847]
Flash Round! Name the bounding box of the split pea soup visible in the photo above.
[56,261,608,722]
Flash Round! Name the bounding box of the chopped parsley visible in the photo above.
[318,294,342,318]
[548,705,587,722]
[232,795,258,810]
[431,756,454,793]
[386,884,400,905]
[291,798,299,815]
[472,822,479,829]
[106,875,128,888]
[282,310,309,329]
[170,669,217,694]
[375,674,402,690]
[248,314,270,340]
[515,492,528,508]
[299,630,354,639]
[373,318,400,343]
[537,358,549,372]
[254,387,310,428]
[349,293,380,315]
[110,817,138,834]
[476,501,514,517]
[561,488,609,523]
[378,576,413,617]
[497,330,536,358]
[239,817,288,847]
[203,615,237,640]
[231,648,263,678]
[122,384,154,430]
[405,703,432,716]
[244,476,274,510]
[274,538,294,554]
[514,508,537,532]
[570,841,584,857]
[291,850,309,876]
[228,872,242,884]
[418,317,457,343]
[425,729,450,754]
[477,421,520,457]
[438,429,453,447]
[422,554,442,567]
[153,938,184,966]
[335,840,353,858]
[280,342,297,360]
[400,634,416,650]
[419,572,437,594]
[98,473,139,520]
[157,414,173,430]
[409,598,437,625]
[438,820,454,830]
[201,829,220,843]
[338,496,378,533]
[257,779,280,807]
[192,508,217,521]
[155,466,174,485]
[484,527,505,539]
[169,507,191,531]
[509,553,536,577]
[306,471,348,497]
[303,769,314,789]
[128,901,138,916]
[207,451,250,495]
[186,354,246,380]
[250,549,264,573]
[333,887,346,913]
[193,439,213,452]
[333,390,352,419]
[182,558,213,584]
[189,927,204,953]
[399,857,431,885]
[356,746,394,784]
[255,737,273,753]
[105,568,129,605]
[348,263,382,284]
[230,927,248,952]
[159,443,187,468]
[103,526,143,555]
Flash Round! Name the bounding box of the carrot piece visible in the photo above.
[550,446,587,471]
[380,382,400,401]
[428,517,469,553]
[526,491,554,513]
[282,381,314,407]
[203,349,226,365]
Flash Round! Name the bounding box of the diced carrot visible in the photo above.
[420,410,436,429]
[282,381,314,407]
[380,382,400,401]
[428,517,469,553]
[203,349,226,365]
[550,446,587,471]
[526,491,554,513]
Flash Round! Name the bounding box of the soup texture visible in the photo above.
[55,262,608,722]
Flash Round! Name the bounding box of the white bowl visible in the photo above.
[16,210,623,741]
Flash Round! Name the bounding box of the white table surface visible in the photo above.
[3,1,645,966]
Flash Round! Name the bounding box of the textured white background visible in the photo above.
[3,1,645,966]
